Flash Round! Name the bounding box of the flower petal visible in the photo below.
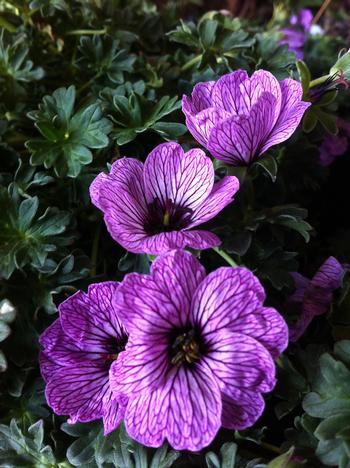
[189,176,240,227]
[143,142,214,211]
[212,70,249,115]
[260,79,311,154]
[102,393,127,435]
[184,108,231,147]
[182,81,215,114]
[39,352,61,382]
[290,256,344,341]
[39,319,93,364]
[192,267,266,335]
[137,229,221,255]
[59,282,126,354]
[203,330,276,394]
[221,390,264,430]
[123,365,221,451]
[45,360,110,423]
[114,250,206,335]
[91,158,149,252]
[228,306,289,359]
[208,93,277,165]
[110,344,169,396]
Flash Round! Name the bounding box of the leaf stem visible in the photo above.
[181,54,202,71]
[213,247,237,267]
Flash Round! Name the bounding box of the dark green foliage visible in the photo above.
[0,0,349,466]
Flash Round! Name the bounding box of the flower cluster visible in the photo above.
[40,69,315,451]
[41,250,288,450]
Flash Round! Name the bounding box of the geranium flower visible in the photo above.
[109,250,288,451]
[40,282,128,434]
[90,142,239,254]
[182,70,311,166]
[319,118,350,167]
[288,257,344,341]
[280,8,313,59]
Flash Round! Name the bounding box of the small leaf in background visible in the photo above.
[26,86,113,177]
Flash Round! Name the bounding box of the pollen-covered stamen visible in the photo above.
[170,329,201,366]
[104,353,119,362]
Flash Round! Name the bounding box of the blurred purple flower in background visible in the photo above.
[40,282,128,434]
[280,9,313,59]
[319,118,350,166]
[90,142,239,254]
[288,257,344,341]
[182,70,310,166]
[110,250,288,450]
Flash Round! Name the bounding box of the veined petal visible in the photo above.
[45,360,110,423]
[212,70,249,115]
[203,330,276,394]
[184,108,231,147]
[208,93,277,165]
[189,176,239,227]
[59,282,126,354]
[109,344,169,396]
[138,229,221,255]
[123,365,221,451]
[227,306,288,359]
[102,393,127,435]
[39,352,61,382]
[113,250,206,335]
[221,390,265,430]
[39,319,96,364]
[260,79,311,154]
[183,81,215,114]
[143,142,214,211]
[192,267,266,335]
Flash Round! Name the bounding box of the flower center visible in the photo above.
[144,198,193,235]
[102,335,128,364]
[170,329,201,366]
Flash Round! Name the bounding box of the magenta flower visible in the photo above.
[280,8,313,59]
[109,250,288,451]
[182,70,311,166]
[40,282,128,434]
[319,118,350,167]
[288,257,344,342]
[90,142,239,255]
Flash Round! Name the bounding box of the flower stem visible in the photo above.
[213,247,237,267]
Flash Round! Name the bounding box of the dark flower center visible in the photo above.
[103,334,128,364]
[144,198,193,235]
[169,328,203,366]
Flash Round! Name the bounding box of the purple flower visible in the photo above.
[280,9,313,59]
[109,250,288,451]
[40,282,128,434]
[319,118,350,167]
[288,257,344,342]
[90,142,239,255]
[182,70,311,166]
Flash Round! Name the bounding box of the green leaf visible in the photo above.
[297,60,311,95]
[0,187,71,279]
[26,86,112,177]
